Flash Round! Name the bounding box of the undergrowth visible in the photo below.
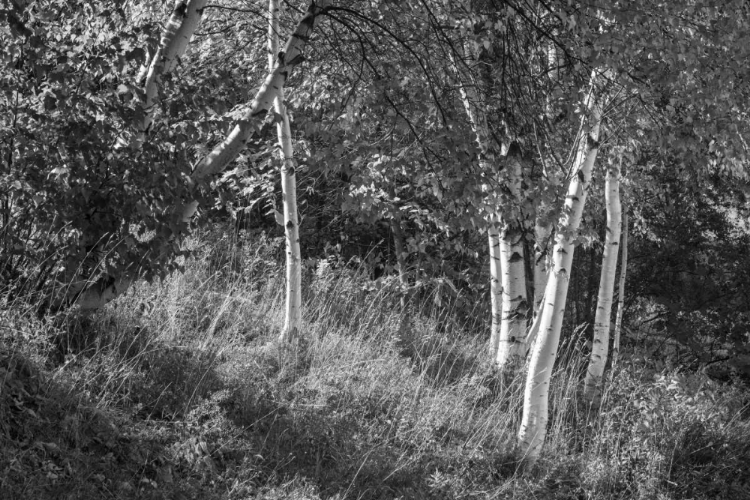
[1,230,749,499]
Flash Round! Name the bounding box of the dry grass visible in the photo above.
[1,230,749,499]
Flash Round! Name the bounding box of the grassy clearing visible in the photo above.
[1,231,749,499]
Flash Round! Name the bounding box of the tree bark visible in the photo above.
[488,219,502,359]
[613,211,628,363]
[269,0,303,343]
[518,70,603,464]
[583,159,622,403]
[497,180,529,367]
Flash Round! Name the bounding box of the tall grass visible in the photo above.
[1,230,749,499]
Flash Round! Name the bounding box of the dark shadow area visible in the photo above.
[0,347,226,500]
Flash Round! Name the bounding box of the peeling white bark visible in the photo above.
[496,174,528,367]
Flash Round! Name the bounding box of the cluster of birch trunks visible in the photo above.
[72,0,632,464]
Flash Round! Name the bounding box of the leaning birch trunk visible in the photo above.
[140,0,210,138]
[269,0,302,343]
[488,220,502,359]
[73,0,328,310]
[583,160,622,402]
[518,72,602,464]
[63,0,209,307]
[612,211,628,363]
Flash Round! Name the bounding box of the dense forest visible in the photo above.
[2,0,750,498]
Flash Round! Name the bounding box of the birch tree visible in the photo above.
[612,211,628,363]
[519,70,604,463]
[583,156,622,402]
[488,219,502,357]
[268,0,303,343]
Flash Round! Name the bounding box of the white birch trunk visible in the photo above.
[519,71,603,463]
[612,211,628,363]
[71,1,328,311]
[269,0,302,343]
[452,44,527,368]
[488,220,502,359]
[583,160,621,402]
[496,158,528,366]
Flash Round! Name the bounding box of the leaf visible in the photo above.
[49,167,68,177]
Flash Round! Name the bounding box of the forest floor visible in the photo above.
[2,232,750,500]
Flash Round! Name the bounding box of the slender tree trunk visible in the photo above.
[70,0,328,311]
[452,43,527,369]
[488,220,502,359]
[583,160,622,402]
[269,0,302,343]
[613,211,628,363]
[519,71,603,463]
[585,248,597,324]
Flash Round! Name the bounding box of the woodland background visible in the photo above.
[1,0,750,498]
